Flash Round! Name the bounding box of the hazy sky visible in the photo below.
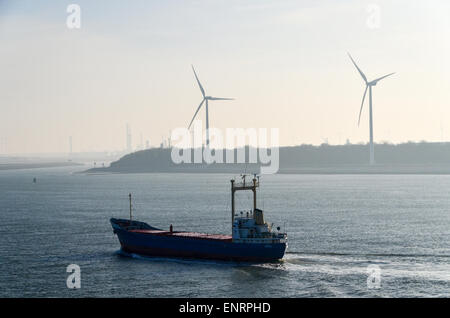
[0,0,449,154]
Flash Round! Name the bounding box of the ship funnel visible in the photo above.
[254,208,265,225]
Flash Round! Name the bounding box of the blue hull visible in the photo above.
[111,218,286,262]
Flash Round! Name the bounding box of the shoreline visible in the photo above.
[0,162,83,171]
[83,163,450,175]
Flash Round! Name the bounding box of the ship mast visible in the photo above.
[230,174,259,229]
[129,193,132,224]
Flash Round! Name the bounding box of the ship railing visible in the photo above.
[233,181,259,188]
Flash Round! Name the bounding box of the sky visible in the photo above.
[0,0,449,154]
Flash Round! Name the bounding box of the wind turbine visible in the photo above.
[188,65,234,147]
[348,53,395,165]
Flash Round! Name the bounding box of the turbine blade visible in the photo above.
[358,85,368,126]
[348,53,367,83]
[207,97,234,101]
[370,72,395,84]
[191,65,205,98]
[188,98,205,129]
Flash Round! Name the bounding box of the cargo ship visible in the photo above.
[110,175,287,262]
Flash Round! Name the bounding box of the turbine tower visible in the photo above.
[188,65,234,147]
[348,53,395,165]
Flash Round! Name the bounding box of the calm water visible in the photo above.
[0,166,449,297]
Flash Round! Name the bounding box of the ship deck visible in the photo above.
[129,229,232,242]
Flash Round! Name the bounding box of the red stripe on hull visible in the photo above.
[129,229,232,241]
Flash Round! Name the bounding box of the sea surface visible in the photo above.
[0,166,449,297]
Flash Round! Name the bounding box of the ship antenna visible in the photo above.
[129,193,132,224]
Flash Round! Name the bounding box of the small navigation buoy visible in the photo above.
[170,224,173,233]
[33,177,37,183]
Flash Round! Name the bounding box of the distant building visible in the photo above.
[0,137,6,154]
[126,124,132,152]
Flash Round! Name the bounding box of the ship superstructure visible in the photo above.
[230,175,287,245]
